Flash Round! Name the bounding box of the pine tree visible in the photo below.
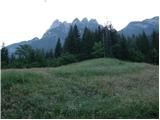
[102,25,113,57]
[10,53,15,64]
[1,43,9,67]
[34,48,46,67]
[112,36,129,60]
[149,31,159,64]
[92,41,104,58]
[94,26,103,42]
[110,29,119,46]
[81,27,95,59]
[72,25,81,54]
[63,25,81,55]
[151,31,159,51]
[55,38,62,58]
[149,48,159,64]
[63,26,73,53]
[136,31,149,55]
[45,49,54,59]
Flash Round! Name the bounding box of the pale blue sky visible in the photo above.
[0,0,159,46]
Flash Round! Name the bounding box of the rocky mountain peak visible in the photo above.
[72,18,80,24]
[6,17,100,55]
[89,19,98,24]
[50,19,62,29]
[82,17,88,23]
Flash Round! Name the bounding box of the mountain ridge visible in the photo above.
[119,16,159,37]
[7,18,100,55]
[7,16,159,55]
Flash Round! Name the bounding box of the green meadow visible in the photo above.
[1,58,159,118]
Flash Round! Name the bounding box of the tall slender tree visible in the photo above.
[94,26,103,42]
[72,25,81,54]
[63,26,73,52]
[151,30,159,51]
[81,27,95,59]
[1,42,9,67]
[54,38,62,58]
[103,25,112,57]
[63,25,81,55]
[136,31,149,55]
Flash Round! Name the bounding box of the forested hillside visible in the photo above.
[1,23,159,68]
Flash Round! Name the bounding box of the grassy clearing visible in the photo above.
[1,58,159,118]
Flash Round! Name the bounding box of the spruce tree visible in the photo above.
[112,36,129,60]
[136,31,149,55]
[72,25,81,54]
[63,25,81,55]
[55,38,62,58]
[102,25,112,57]
[1,43,9,67]
[81,27,94,59]
[94,26,103,42]
[92,41,104,58]
[63,26,73,53]
[149,31,159,64]
[151,31,159,51]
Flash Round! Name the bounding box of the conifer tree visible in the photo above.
[72,25,81,54]
[63,26,73,53]
[92,41,104,58]
[94,26,103,42]
[63,25,81,55]
[1,42,9,67]
[136,31,149,55]
[55,38,62,58]
[151,31,159,51]
[81,27,95,59]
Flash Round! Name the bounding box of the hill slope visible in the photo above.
[1,58,159,118]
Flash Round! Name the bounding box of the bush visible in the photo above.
[45,53,78,67]
[128,48,145,62]
[92,41,104,58]
[148,48,159,65]
[54,53,78,66]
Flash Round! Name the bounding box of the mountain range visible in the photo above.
[7,18,100,55]
[119,16,159,37]
[7,16,159,55]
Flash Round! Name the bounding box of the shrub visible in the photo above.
[54,53,78,66]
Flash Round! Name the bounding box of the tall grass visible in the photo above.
[1,58,159,118]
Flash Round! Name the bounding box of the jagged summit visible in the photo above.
[7,16,158,55]
[82,17,88,23]
[72,18,80,24]
[89,19,98,23]
[7,17,100,54]
[50,19,62,29]
[49,18,99,29]
[63,21,68,24]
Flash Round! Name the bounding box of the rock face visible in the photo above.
[7,18,100,55]
[119,16,159,37]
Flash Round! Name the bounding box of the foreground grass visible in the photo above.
[1,58,159,118]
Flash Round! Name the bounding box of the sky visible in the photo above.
[0,0,159,46]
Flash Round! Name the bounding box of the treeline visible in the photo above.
[1,24,159,68]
